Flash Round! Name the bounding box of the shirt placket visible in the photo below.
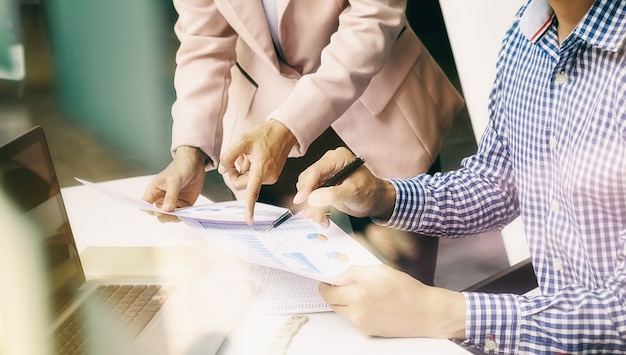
[544,41,579,291]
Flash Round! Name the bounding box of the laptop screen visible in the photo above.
[0,126,85,318]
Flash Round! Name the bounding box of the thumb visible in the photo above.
[161,181,181,211]
[329,266,363,286]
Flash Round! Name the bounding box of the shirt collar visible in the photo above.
[519,0,626,52]
[519,0,554,43]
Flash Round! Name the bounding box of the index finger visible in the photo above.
[244,160,264,225]
[142,184,163,205]
[318,267,362,306]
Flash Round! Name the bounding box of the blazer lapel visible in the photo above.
[215,0,279,70]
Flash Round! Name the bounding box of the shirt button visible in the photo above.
[485,339,497,351]
[549,136,557,149]
[555,72,567,85]
[553,259,563,271]
[550,200,560,212]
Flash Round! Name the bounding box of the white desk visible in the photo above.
[62,175,473,355]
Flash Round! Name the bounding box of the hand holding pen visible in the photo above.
[290,147,397,228]
[264,155,365,231]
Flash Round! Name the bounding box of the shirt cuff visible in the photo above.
[373,178,427,232]
[462,292,521,354]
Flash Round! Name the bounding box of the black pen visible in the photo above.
[263,156,365,232]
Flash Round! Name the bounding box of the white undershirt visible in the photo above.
[261,0,284,58]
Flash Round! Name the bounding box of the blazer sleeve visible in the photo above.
[269,0,408,156]
[170,0,238,169]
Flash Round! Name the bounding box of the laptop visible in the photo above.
[0,126,252,355]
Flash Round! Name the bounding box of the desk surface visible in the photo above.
[62,175,211,254]
[63,175,472,355]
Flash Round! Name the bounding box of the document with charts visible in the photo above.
[176,202,381,284]
[76,178,381,313]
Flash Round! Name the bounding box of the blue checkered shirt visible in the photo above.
[384,0,626,353]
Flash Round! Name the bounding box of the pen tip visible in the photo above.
[263,225,273,233]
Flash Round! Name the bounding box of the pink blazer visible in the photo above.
[170,0,464,179]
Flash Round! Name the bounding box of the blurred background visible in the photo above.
[1,0,175,185]
[0,0,511,292]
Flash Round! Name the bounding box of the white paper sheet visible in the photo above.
[76,177,382,314]
[247,265,331,314]
[75,177,283,222]
[180,214,380,284]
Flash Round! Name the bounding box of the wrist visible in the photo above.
[427,288,466,339]
[175,146,210,167]
[268,119,297,149]
[371,180,397,221]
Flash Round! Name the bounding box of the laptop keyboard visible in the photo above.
[55,284,173,355]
